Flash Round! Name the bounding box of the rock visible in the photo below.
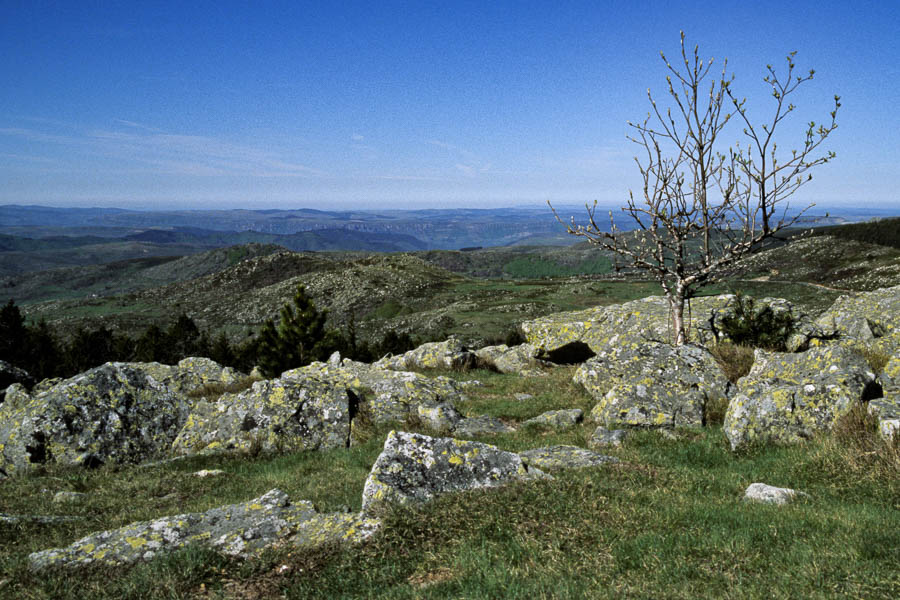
[523,409,583,430]
[172,377,351,456]
[743,483,807,505]
[0,363,193,476]
[1,513,84,525]
[518,445,618,472]
[284,359,464,426]
[514,393,534,402]
[52,492,88,504]
[474,343,551,377]
[0,360,34,399]
[2,383,30,408]
[361,431,541,514]
[724,346,878,451]
[288,512,381,550]
[376,337,477,371]
[453,415,516,437]
[577,342,729,428]
[192,469,226,478]
[814,284,900,354]
[416,402,462,432]
[327,351,342,366]
[868,397,900,441]
[588,426,628,448]
[28,488,379,571]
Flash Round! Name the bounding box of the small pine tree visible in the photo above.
[0,299,26,364]
[257,285,330,377]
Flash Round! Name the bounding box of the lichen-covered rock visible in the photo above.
[474,343,551,377]
[0,360,34,399]
[724,346,878,450]
[361,431,539,514]
[522,294,813,358]
[376,337,477,371]
[814,285,900,354]
[518,445,618,472]
[453,415,516,437]
[577,342,729,428]
[122,357,245,397]
[284,359,464,426]
[743,483,807,505]
[172,377,350,456]
[588,426,629,448]
[523,409,583,430]
[416,402,462,432]
[0,363,193,476]
[868,397,900,441]
[28,489,378,571]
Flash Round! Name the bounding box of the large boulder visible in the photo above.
[576,342,729,428]
[522,294,815,359]
[361,431,542,514]
[869,351,900,440]
[474,343,552,377]
[0,363,192,476]
[28,488,380,571]
[814,285,900,354]
[284,359,464,426]
[375,337,477,371]
[723,346,878,450]
[171,377,351,456]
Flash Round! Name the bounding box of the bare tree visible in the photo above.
[553,32,839,345]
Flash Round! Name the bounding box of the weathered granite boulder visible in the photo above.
[375,337,477,371]
[576,342,729,428]
[0,363,192,476]
[284,359,464,426]
[474,343,552,377]
[28,488,380,571]
[743,483,807,505]
[416,402,463,432]
[518,445,618,472]
[724,346,878,450]
[814,284,900,353]
[172,377,351,456]
[0,360,34,399]
[361,431,542,514]
[523,409,583,431]
[453,415,516,437]
[522,294,815,358]
[588,426,629,448]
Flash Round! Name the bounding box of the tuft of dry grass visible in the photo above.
[854,345,892,375]
[709,342,755,384]
[187,376,263,401]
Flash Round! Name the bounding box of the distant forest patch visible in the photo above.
[502,256,612,278]
[811,217,900,249]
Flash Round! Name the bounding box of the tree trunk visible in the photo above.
[670,288,687,346]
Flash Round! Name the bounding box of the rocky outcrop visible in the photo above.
[361,431,541,514]
[723,346,878,450]
[474,343,552,377]
[0,363,193,476]
[375,337,477,371]
[576,342,729,428]
[171,377,352,456]
[813,284,900,353]
[518,445,617,471]
[28,488,380,571]
[284,359,464,426]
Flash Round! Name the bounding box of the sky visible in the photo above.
[1,0,898,212]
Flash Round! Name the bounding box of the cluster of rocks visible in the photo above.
[28,430,617,571]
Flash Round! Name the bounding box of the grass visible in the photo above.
[2,367,899,599]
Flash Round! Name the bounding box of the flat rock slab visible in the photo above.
[28,489,379,571]
[518,445,618,472]
[523,409,583,430]
[724,346,877,450]
[744,483,807,505]
[361,431,540,514]
[453,415,516,437]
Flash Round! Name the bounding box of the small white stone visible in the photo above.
[193,469,226,478]
[744,482,807,505]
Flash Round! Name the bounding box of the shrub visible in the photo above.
[719,292,795,351]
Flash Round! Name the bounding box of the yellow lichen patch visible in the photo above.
[79,543,95,554]
[448,455,463,466]
[125,537,147,550]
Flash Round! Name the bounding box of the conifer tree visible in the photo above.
[256,284,329,377]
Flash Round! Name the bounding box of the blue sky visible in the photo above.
[1,0,897,211]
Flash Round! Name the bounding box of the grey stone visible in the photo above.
[518,445,618,472]
[588,426,628,448]
[416,402,462,432]
[52,491,88,504]
[0,513,84,525]
[523,409,583,431]
[514,393,534,402]
[0,360,34,398]
[814,285,900,354]
[743,483,807,505]
[361,431,540,514]
[376,337,477,371]
[453,415,516,437]
[475,343,551,377]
